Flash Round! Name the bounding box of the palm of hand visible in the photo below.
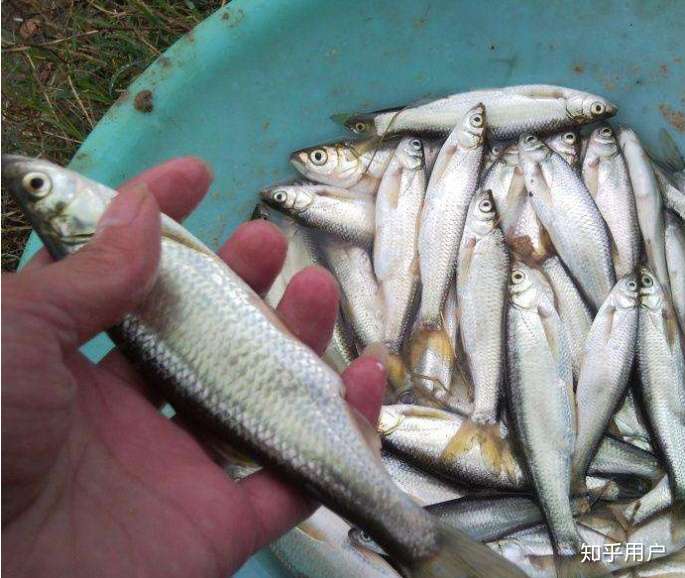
[1,158,385,578]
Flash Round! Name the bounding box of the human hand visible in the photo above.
[1,158,386,578]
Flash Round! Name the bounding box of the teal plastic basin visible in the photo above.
[19,0,685,575]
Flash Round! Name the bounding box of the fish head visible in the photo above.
[566,93,617,123]
[395,136,425,171]
[517,134,550,164]
[458,104,486,149]
[638,267,664,311]
[338,113,376,138]
[289,143,361,187]
[588,125,619,158]
[1,155,115,258]
[466,189,498,237]
[508,265,541,310]
[260,184,314,213]
[613,273,640,310]
[545,131,580,168]
[348,527,387,557]
[501,144,520,167]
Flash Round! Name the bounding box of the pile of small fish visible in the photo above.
[256,85,685,577]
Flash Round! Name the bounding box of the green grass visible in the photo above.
[1,0,225,270]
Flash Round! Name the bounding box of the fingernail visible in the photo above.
[96,185,149,234]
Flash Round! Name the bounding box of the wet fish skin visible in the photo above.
[506,263,581,556]
[261,182,375,247]
[289,139,395,195]
[612,388,653,451]
[540,255,593,380]
[619,127,671,292]
[320,238,384,348]
[374,136,426,356]
[664,210,685,333]
[416,103,486,329]
[339,85,617,140]
[582,124,641,278]
[271,507,403,578]
[381,451,465,506]
[457,189,510,424]
[573,275,640,485]
[613,475,673,527]
[544,130,580,170]
[519,133,616,310]
[636,267,685,503]
[2,156,464,572]
[378,405,659,489]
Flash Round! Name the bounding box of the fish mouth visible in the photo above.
[288,151,307,173]
[604,103,618,116]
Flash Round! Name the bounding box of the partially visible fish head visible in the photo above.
[457,103,487,150]
[518,133,550,164]
[1,154,115,258]
[639,267,665,311]
[501,144,520,167]
[565,93,617,123]
[508,265,540,310]
[340,113,376,137]
[260,184,314,214]
[612,273,640,310]
[465,189,498,238]
[290,142,361,187]
[395,136,425,171]
[545,130,580,168]
[348,527,388,557]
[588,124,619,159]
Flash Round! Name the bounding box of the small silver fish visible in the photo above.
[612,475,673,527]
[653,161,685,221]
[573,275,640,486]
[636,267,685,504]
[414,104,485,353]
[290,138,395,195]
[582,124,641,278]
[261,182,375,247]
[374,136,427,389]
[619,128,671,293]
[519,133,616,310]
[456,190,510,425]
[338,84,617,141]
[506,263,580,557]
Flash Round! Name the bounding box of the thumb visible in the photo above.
[21,184,161,348]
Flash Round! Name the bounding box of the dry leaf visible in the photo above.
[19,17,41,40]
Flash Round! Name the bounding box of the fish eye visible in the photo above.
[479,199,492,212]
[641,275,653,287]
[470,113,484,128]
[511,270,525,283]
[22,171,51,199]
[272,190,288,203]
[309,149,328,166]
[600,126,613,137]
[359,531,372,542]
[627,280,637,291]
[491,144,501,154]
[591,102,606,116]
[524,135,537,144]
[354,122,367,133]
[410,138,422,150]
[563,132,576,144]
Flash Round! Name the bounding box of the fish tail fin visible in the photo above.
[607,502,633,532]
[408,521,528,578]
[557,556,611,578]
[439,419,480,461]
[474,422,518,480]
[409,326,454,368]
[386,352,411,397]
[657,128,685,173]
